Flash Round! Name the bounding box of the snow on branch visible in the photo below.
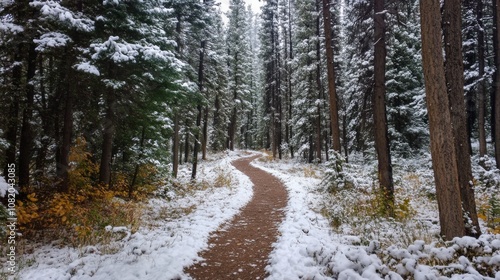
[30,0,94,32]
[90,36,184,70]
[74,62,100,76]
[0,22,23,34]
[33,32,72,51]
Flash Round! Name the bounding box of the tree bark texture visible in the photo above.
[477,0,487,157]
[202,107,208,160]
[3,55,21,177]
[322,0,342,153]
[442,0,481,237]
[192,39,206,179]
[373,0,394,215]
[494,0,500,169]
[58,70,73,192]
[315,1,322,162]
[420,0,466,240]
[18,42,37,190]
[172,112,180,178]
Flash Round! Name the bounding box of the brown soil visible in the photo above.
[185,155,288,280]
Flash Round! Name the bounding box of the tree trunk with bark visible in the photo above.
[477,0,487,157]
[420,0,466,240]
[18,42,37,190]
[192,38,206,179]
[442,0,481,237]
[3,58,20,178]
[288,0,294,159]
[315,1,322,162]
[202,108,208,160]
[322,0,341,153]
[184,128,190,163]
[58,70,73,192]
[172,112,180,178]
[373,0,394,216]
[130,126,146,198]
[494,0,500,169]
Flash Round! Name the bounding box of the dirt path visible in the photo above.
[185,155,288,280]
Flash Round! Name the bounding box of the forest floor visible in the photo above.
[1,150,500,279]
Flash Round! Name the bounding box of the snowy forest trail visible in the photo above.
[185,155,288,279]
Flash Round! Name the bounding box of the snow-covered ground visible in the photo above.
[2,150,500,279]
[1,151,255,279]
[255,153,500,280]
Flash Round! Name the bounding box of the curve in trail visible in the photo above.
[185,155,288,280]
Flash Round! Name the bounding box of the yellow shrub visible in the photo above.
[17,137,147,245]
[16,193,39,230]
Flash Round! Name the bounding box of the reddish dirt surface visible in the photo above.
[185,155,288,280]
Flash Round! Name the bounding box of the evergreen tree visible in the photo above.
[226,0,251,151]
[385,1,427,155]
[289,0,323,162]
[340,0,374,154]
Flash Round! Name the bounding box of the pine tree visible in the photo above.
[373,0,394,216]
[340,0,373,154]
[260,0,281,157]
[205,9,230,153]
[385,1,428,155]
[289,0,324,162]
[226,0,251,151]
[322,0,341,153]
[494,0,500,169]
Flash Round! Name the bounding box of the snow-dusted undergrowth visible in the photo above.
[2,151,255,280]
[2,150,500,280]
[255,152,500,280]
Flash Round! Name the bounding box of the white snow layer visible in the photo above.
[0,176,10,198]
[11,152,255,280]
[4,152,500,280]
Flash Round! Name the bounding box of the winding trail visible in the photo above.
[185,155,288,279]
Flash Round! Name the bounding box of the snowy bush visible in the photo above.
[472,155,500,233]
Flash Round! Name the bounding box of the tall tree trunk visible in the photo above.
[308,134,314,163]
[3,59,20,177]
[276,47,283,160]
[192,38,206,180]
[420,0,466,240]
[18,42,37,190]
[58,71,73,192]
[464,0,476,154]
[494,0,500,169]
[213,94,221,151]
[373,0,394,215]
[342,113,349,162]
[172,112,180,178]
[315,0,322,162]
[184,128,190,163]
[442,0,481,237]
[35,54,50,178]
[322,0,341,153]
[477,0,487,157]
[288,0,294,159]
[130,126,146,198]
[492,0,497,145]
[271,14,278,160]
[229,107,236,151]
[283,9,290,158]
[202,107,208,160]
